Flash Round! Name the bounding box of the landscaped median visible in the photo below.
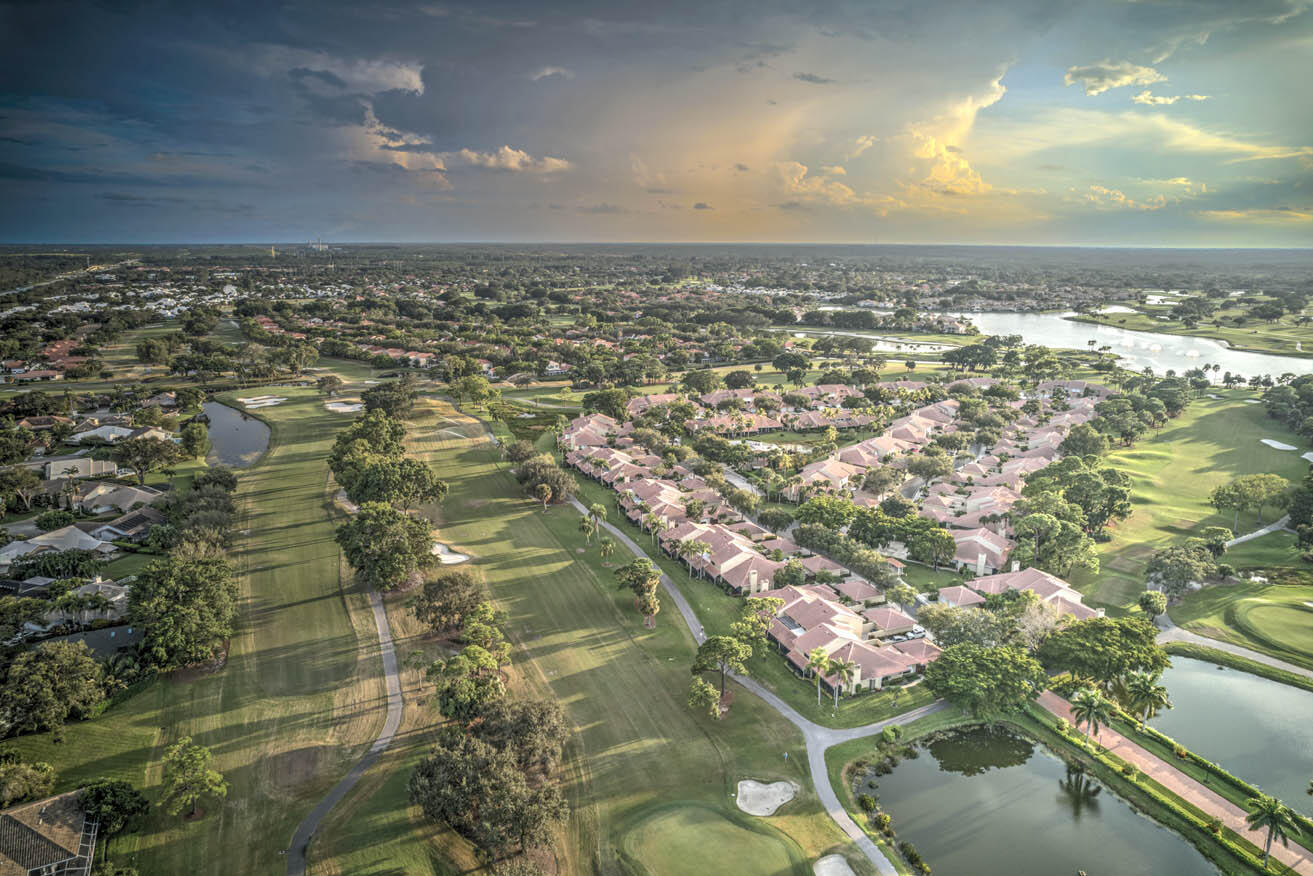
[824,698,1301,876]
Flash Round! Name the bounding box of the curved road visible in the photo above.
[286,588,403,875]
[570,497,943,875]
[1156,614,1313,681]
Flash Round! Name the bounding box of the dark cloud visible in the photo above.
[793,72,836,85]
[734,163,749,171]
[577,202,627,214]
[693,201,712,209]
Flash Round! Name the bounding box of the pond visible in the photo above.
[871,725,1216,876]
[1153,656,1313,805]
[960,311,1311,378]
[203,401,271,468]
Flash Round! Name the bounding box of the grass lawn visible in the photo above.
[1168,579,1313,670]
[1071,308,1313,358]
[311,399,876,876]
[1067,392,1310,610]
[899,564,964,593]
[6,385,390,875]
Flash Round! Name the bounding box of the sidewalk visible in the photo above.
[1039,691,1313,876]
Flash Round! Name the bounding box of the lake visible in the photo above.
[873,725,1216,876]
[203,401,271,468]
[961,311,1311,378]
[1153,656,1313,805]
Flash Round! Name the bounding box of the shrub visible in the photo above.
[873,812,892,834]
[858,794,877,812]
[1172,743,1187,759]
[36,510,76,531]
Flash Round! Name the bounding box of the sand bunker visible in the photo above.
[1245,399,1262,404]
[1261,439,1297,451]
[813,855,856,876]
[237,395,287,409]
[735,780,798,816]
[431,541,470,564]
[1302,452,1313,463]
[1206,393,1221,399]
[325,401,363,413]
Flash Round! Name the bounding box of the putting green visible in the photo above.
[1234,600,1313,659]
[618,802,808,876]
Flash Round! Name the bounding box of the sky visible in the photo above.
[1,0,1311,246]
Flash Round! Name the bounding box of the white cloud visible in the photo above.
[1132,90,1179,105]
[1077,185,1167,211]
[449,145,572,173]
[1064,60,1165,96]
[1132,90,1211,105]
[530,66,574,81]
[1199,207,1312,223]
[847,135,878,160]
[253,46,424,94]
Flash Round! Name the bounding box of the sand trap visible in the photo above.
[431,541,470,564]
[1261,439,1297,451]
[736,780,798,816]
[1206,393,1221,399]
[237,395,287,409]
[325,401,362,413]
[1245,399,1262,404]
[813,855,856,876]
[1302,452,1313,463]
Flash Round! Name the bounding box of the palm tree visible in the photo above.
[1245,793,1298,868]
[534,483,552,511]
[807,647,830,706]
[578,515,597,543]
[1125,670,1171,728]
[598,536,615,562]
[642,511,663,544]
[830,659,857,707]
[1069,688,1114,747]
[588,502,607,530]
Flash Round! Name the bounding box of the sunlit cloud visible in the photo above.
[1064,60,1165,96]
[530,66,574,81]
[1199,207,1313,223]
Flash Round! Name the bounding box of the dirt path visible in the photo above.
[1039,691,1313,875]
[286,587,403,876]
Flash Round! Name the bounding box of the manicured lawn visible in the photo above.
[6,386,389,875]
[618,802,806,876]
[1067,392,1310,610]
[900,563,964,593]
[311,399,875,875]
[1169,579,1313,670]
[1071,309,1313,358]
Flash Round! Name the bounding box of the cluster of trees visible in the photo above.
[844,509,960,570]
[1086,377,1193,446]
[408,569,569,868]
[924,614,1169,719]
[687,596,784,718]
[1145,526,1234,598]
[792,522,903,584]
[330,409,448,590]
[130,466,243,669]
[1208,473,1291,532]
[1263,375,1313,441]
[512,452,578,510]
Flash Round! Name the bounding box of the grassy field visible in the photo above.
[1067,391,1311,610]
[1168,580,1313,670]
[5,365,397,875]
[1072,306,1313,358]
[310,398,875,876]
